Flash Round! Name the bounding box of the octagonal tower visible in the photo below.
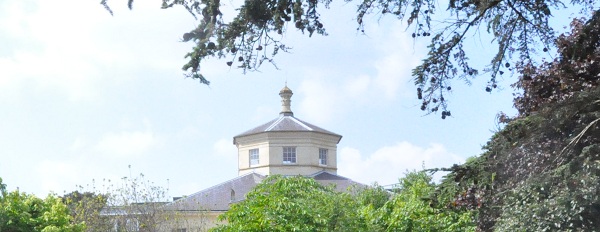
[233,86,342,176]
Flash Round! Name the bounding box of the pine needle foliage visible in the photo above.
[102,0,598,115]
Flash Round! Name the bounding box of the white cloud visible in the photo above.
[213,138,237,158]
[371,21,423,99]
[37,160,80,195]
[96,130,157,157]
[69,137,87,152]
[338,142,464,186]
[295,21,424,124]
[297,77,340,124]
[373,51,412,99]
[344,75,371,97]
[0,1,107,101]
[26,1,105,47]
[0,0,192,102]
[252,106,278,122]
[36,159,126,195]
[1,50,101,101]
[0,1,29,38]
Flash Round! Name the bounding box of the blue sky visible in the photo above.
[0,0,518,197]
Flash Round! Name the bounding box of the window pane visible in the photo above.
[319,148,328,165]
[283,147,296,164]
[249,149,259,166]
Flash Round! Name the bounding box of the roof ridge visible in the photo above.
[233,116,341,141]
[174,173,265,202]
[264,116,286,131]
[288,116,313,131]
[310,171,350,180]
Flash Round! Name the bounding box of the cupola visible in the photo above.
[279,85,294,116]
[233,86,342,176]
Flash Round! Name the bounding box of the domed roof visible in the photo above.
[233,114,342,142]
[233,85,341,144]
[279,86,293,94]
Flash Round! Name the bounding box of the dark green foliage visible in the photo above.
[513,11,600,116]
[437,84,600,230]
[423,14,600,230]
[409,0,596,114]
[0,177,6,197]
[101,0,599,115]
[104,0,331,85]
[494,87,600,230]
[494,150,600,231]
[62,191,112,232]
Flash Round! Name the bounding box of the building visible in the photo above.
[234,85,342,176]
[164,86,362,231]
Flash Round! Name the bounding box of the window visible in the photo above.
[249,149,259,166]
[125,218,139,232]
[319,148,328,166]
[283,147,296,164]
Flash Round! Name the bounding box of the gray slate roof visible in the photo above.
[167,172,363,212]
[166,173,266,212]
[310,171,363,192]
[234,115,342,140]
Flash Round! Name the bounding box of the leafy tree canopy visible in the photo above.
[62,191,111,232]
[211,175,370,231]
[365,171,475,231]
[512,11,600,117]
[463,15,600,229]
[0,178,85,232]
[102,0,598,115]
[210,173,474,231]
[427,21,600,229]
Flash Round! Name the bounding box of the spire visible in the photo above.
[279,85,293,116]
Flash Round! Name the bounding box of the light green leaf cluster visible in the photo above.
[0,178,85,232]
[212,175,367,232]
[211,173,475,232]
[364,171,475,232]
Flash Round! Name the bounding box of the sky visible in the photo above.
[0,0,519,198]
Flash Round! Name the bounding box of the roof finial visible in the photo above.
[279,85,293,116]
